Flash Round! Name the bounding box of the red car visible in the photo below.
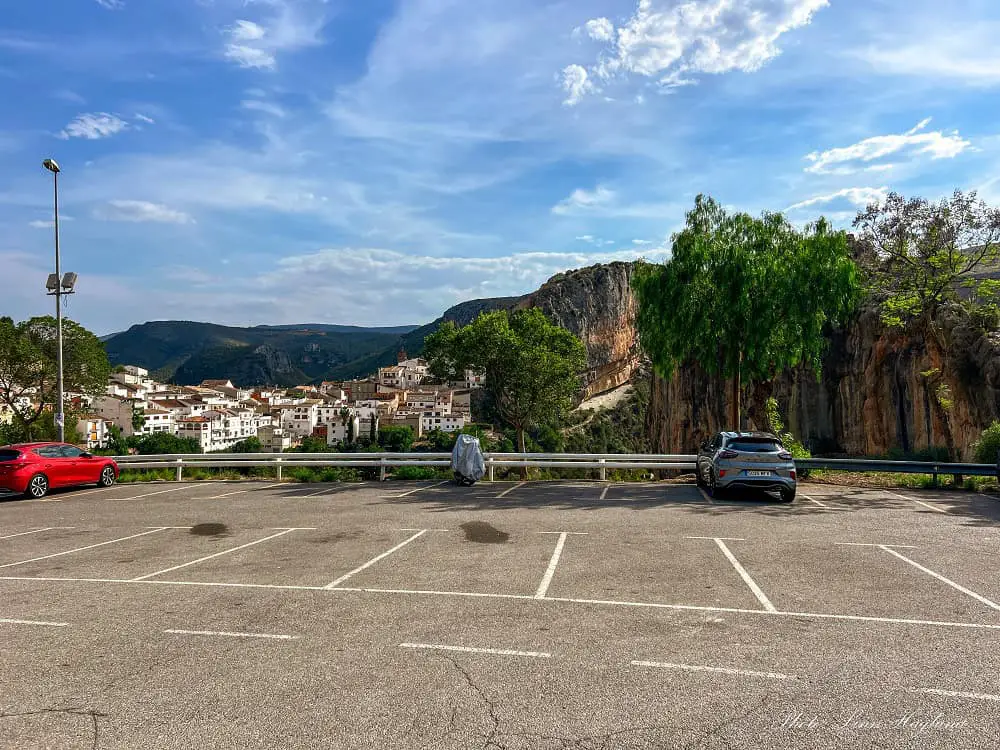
[0,442,119,499]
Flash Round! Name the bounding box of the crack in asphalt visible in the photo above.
[0,706,107,749]
[447,657,505,749]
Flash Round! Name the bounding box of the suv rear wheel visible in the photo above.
[780,487,796,503]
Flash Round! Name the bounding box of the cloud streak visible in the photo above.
[58,112,128,140]
[95,200,194,224]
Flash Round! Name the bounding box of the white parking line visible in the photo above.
[910,688,1000,702]
[836,542,918,548]
[631,661,793,680]
[132,528,302,581]
[119,486,192,501]
[0,617,70,627]
[4,575,1000,630]
[886,490,949,514]
[323,529,428,589]
[391,481,450,499]
[803,495,830,509]
[497,482,527,498]
[708,537,777,613]
[599,484,611,501]
[164,629,298,641]
[0,527,74,541]
[206,483,284,499]
[0,528,169,570]
[878,545,1000,611]
[535,532,568,599]
[401,643,551,658]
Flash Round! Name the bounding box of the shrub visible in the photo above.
[973,421,1000,464]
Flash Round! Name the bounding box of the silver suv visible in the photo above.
[696,431,796,502]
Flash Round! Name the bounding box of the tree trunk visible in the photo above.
[517,426,528,480]
[730,352,742,430]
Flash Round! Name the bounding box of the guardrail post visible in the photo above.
[276,457,282,481]
[175,459,183,482]
[379,456,387,482]
[599,458,606,482]
[488,458,495,482]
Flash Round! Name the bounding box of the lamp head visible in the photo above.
[43,159,61,174]
[61,272,78,291]
[46,273,60,292]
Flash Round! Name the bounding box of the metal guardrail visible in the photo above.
[112,452,697,481]
[796,458,996,482]
[112,453,998,483]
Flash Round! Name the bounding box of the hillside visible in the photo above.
[103,321,413,385]
[325,295,527,379]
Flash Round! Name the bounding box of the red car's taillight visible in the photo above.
[778,451,793,460]
[719,450,739,459]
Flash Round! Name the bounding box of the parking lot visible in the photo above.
[1,479,999,749]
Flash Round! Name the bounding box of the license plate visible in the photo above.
[746,470,772,477]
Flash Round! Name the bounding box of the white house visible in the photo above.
[76,415,110,450]
[327,415,361,447]
[258,424,291,453]
[421,410,467,434]
[176,410,246,452]
[137,407,174,435]
[279,401,320,438]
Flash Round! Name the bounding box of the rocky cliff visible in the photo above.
[648,304,1000,460]
[521,262,641,399]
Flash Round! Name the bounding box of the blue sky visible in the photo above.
[2,0,998,334]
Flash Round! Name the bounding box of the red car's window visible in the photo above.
[0,449,21,461]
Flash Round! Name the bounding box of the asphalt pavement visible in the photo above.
[1,479,998,749]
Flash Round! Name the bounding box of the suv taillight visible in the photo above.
[719,450,739,459]
[778,451,793,460]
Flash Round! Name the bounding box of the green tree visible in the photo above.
[633,195,860,428]
[424,428,455,452]
[228,436,262,453]
[0,316,111,440]
[378,425,414,452]
[424,308,587,458]
[132,406,146,434]
[133,432,201,455]
[369,415,377,445]
[852,190,1000,330]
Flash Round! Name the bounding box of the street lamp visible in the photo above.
[43,158,76,442]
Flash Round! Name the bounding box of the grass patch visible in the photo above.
[806,470,977,490]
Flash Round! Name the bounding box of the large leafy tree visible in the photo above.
[0,316,111,440]
[633,195,861,429]
[424,308,587,457]
[852,190,1000,330]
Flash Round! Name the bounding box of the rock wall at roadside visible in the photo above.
[648,304,1000,459]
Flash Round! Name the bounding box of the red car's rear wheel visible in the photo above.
[24,473,48,499]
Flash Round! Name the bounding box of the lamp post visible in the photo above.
[43,158,76,443]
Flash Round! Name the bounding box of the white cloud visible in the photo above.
[632,238,653,245]
[854,23,1000,86]
[582,18,615,42]
[134,113,155,124]
[241,99,286,118]
[222,5,326,71]
[94,0,124,8]
[95,200,193,224]
[225,44,276,70]
[553,185,616,214]
[58,112,128,140]
[566,0,828,102]
[28,216,74,229]
[561,64,594,106]
[786,187,888,212]
[805,120,971,174]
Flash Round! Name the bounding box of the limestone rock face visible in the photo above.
[648,304,1000,459]
[521,262,641,399]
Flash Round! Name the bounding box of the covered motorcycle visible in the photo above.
[451,434,486,486]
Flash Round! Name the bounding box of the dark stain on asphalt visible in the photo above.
[190,523,229,537]
[310,531,359,543]
[460,521,509,544]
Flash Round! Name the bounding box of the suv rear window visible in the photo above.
[0,449,22,461]
[727,439,781,452]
